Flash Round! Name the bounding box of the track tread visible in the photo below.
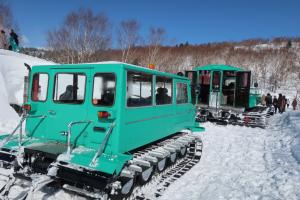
[128,134,203,200]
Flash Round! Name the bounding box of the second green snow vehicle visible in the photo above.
[185,64,271,128]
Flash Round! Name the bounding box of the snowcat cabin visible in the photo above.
[27,63,197,155]
[185,65,251,110]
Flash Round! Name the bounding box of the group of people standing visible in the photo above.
[0,29,19,52]
[262,93,298,114]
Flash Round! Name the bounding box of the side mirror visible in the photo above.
[195,85,201,95]
[254,82,258,88]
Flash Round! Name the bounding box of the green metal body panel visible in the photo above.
[194,64,243,72]
[249,94,257,108]
[0,134,8,140]
[0,62,202,175]
[249,87,261,108]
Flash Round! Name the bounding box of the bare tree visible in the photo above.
[117,19,140,63]
[47,8,111,63]
[145,27,166,70]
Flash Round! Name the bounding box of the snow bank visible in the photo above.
[0,49,54,132]
[275,112,300,164]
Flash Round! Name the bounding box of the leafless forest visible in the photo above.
[1,4,300,93]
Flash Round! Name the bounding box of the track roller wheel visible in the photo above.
[179,146,187,157]
[111,177,135,200]
[157,158,167,172]
[168,152,177,165]
[138,166,154,184]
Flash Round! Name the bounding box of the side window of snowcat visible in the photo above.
[212,71,221,91]
[92,73,116,106]
[53,73,86,104]
[127,71,153,107]
[31,73,49,102]
[176,83,188,104]
[199,71,211,85]
[155,76,172,105]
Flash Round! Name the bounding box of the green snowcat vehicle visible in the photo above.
[185,64,271,128]
[0,62,204,199]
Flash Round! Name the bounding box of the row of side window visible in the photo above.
[126,71,188,107]
[31,72,189,107]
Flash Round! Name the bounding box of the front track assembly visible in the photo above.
[0,132,202,200]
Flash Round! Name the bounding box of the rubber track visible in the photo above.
[128,139,203,200]
[0,134,203,200]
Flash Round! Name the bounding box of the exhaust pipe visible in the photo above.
[23,63,31,105]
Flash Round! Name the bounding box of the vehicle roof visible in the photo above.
[194,64,244,72]
[32,61,189,80]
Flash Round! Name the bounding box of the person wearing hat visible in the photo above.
[59,85,75,101]
[292,97,297,110]
[8,29,19,52]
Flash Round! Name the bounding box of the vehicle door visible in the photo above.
[174,79,195,129]
[44,68,91,145]
[185,71,197,104]
[209,71,221,108]
[235,71,251,108]
[87,72,118,151]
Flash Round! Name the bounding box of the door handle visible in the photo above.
[48,110,56,115]
[59,131,67,136]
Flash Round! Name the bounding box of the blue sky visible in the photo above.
[7,0,300,48]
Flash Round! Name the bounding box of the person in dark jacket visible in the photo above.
[265,93,273,107]
[273,96,278,114]
[9,29,19,52]
[59,85,74,101]
[278,94,283,113]
[292,97,297,110]
[282,96,287,112]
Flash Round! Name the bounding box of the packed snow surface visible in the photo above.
[161,111,300,200]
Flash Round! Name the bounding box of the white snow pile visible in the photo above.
[160,111,300,200]
[0,49,54,132]
[279,112,300,165]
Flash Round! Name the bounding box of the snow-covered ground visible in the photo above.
[161,111,300,200]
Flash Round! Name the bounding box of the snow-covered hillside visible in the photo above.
[0,49,54,132]
[161,112,300,200]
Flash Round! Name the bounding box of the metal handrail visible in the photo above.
[66,120,93,158]
[90,121,115,166]
[0,114,46,149]
[19,114,46,148]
